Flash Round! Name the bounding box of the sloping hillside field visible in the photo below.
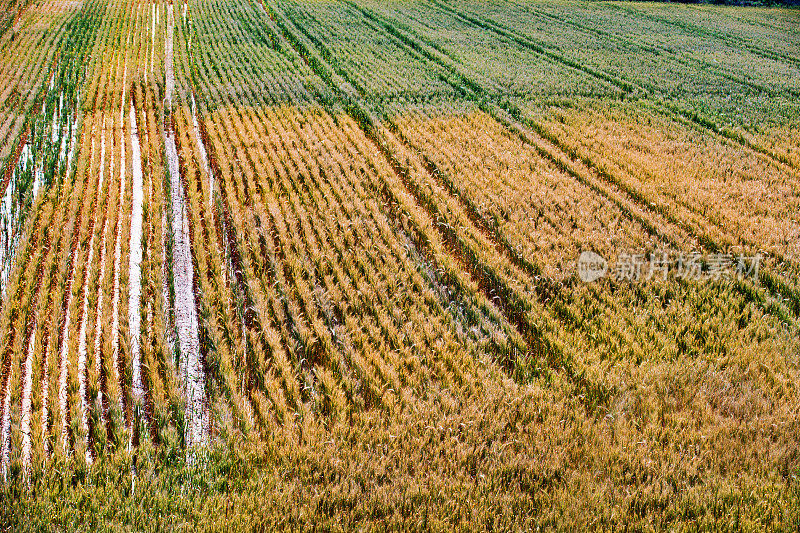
[1,0,799,528]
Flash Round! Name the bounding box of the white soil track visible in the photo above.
[128,101,145,429]
[76,208,99,464]
[93,131,111,440]
[57,228,81,454]
[165,128,206,449]
[19,327,36,476]
[165,4,207,450]
[40,335,52,457]
[111,78,129,429]
[0,359,11,482]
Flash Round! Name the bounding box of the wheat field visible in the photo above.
[0,0,798,529]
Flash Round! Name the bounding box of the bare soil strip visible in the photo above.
[19,327,36,475]
[20,222,55,475]
[57,231,81,454]
[0,362,10,482]
[165,122,206,450]
[164,3,206,451]
[129,100,147,438]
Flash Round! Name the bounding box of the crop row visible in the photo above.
[270,0,456,101]
[0,0,184,478]
[187,0,326,109]
[433,0,800,170]
[177,0,522,426]
[0,0,77,160]
[266,0,800,396]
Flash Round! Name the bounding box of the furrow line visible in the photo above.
[349,1,800,321]
[609,2,800,69]
[165,119,207,450]
[428,0,800,175]
[129,99,147,442]
[267,0,554,376]
[57,133,101,458]
[19,214,55,476]
[111,75,131,434]
[75,129,110,465]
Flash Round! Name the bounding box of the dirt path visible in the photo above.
[129,101,146,431]
[164,3,206,451]
[165,126,205,449]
